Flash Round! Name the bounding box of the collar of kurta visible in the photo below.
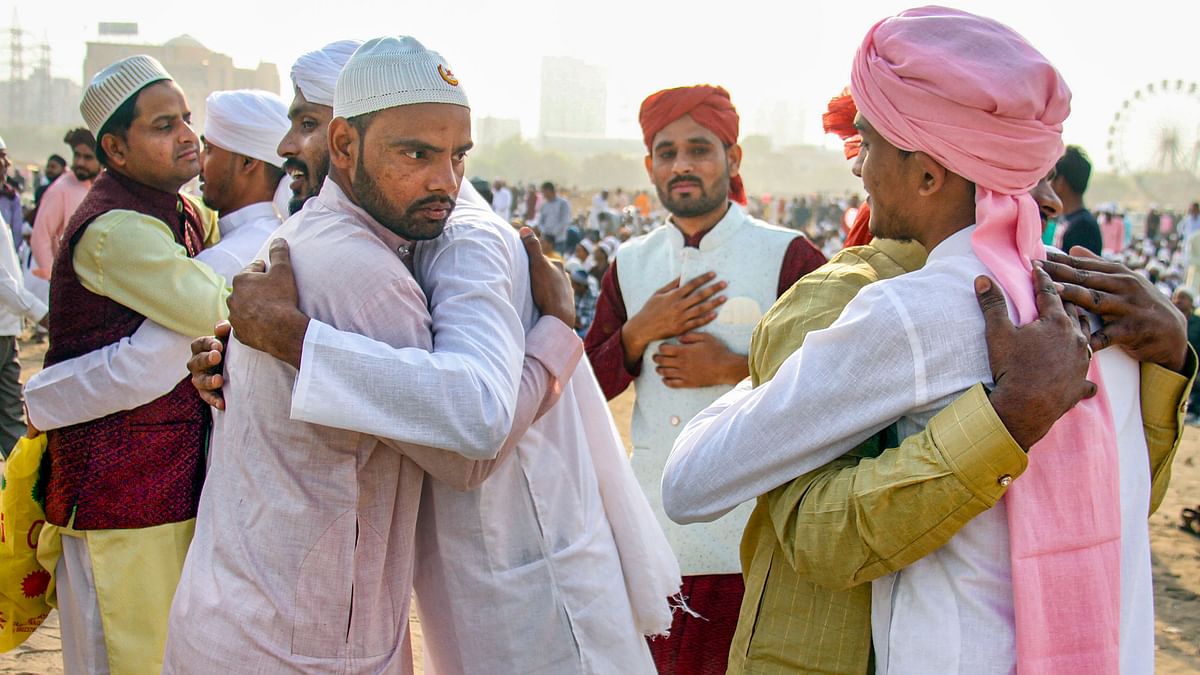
[925,225,977,263]
[314,177,414,255]
[665,201,746,251]
[100,168,192,227]
[217,201,280,237]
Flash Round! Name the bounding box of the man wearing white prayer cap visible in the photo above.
[26,89,290,450]
[182,35,676,673]
[280,39,361,214]
[32,54,229,674]
[162,36,584,673]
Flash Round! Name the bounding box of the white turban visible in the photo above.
[203,90,290,167]
[290,40,362,107]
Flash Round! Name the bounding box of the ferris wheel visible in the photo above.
[1106,80,1200,177]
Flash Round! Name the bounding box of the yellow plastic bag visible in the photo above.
[0,434,54,651]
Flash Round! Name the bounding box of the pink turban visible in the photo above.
[851,7,1120,674]
[639,85,747,206]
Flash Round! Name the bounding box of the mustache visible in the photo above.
[282,158,309,175]
[667,175,703,190]
[407,194,456,213]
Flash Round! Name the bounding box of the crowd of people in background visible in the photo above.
[0,10,1195,671]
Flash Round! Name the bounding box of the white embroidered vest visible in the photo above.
[618,204,797,575]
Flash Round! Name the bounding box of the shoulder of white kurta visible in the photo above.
[741,213,801,239]
[418,212,521,276]
[617,222,673,255]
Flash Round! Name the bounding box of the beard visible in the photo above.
[72,166,98,182]
[656,173,728,219]
[352,153,453,241]
[284,155,329,215]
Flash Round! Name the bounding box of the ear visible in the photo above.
[239,155,259,175]
[643,153,653,179]
[100,133,127,169]
[328,118,357,173]
[726,143,743,178]
[913,151,948,197]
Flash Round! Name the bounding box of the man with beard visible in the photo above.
[24,89,289,434]
[187,41,678,674]
[581,85,825,673]
[38,55,229,673]
[31,128,101,282]
[278,39,361,216]
[664,8,1192,672]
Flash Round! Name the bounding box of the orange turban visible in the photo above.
[821,87,873,248]
[822,87,862,160]
[638,85,746,205]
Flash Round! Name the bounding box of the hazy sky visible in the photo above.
[10,0,1200,170]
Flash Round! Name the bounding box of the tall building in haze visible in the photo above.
[539,56,607,140]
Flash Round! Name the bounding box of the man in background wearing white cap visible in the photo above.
[24,90,289,443]
[35,55,229,674]
[187,36,674,672]
[163,36,587,672]
[280,39,361,215]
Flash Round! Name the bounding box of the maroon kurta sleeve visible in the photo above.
[584,259,639,400]
[776,235,828,296]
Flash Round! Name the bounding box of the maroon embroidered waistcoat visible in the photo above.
[44,169,210,530]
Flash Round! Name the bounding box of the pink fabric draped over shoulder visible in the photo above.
[851,7,1120,674]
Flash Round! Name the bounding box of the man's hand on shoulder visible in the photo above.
[227,238,310,370]
[975,266,1096,450]
[1042,246,1188,374]
[520,227,575,328]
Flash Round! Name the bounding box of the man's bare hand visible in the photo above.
[24,403,40,438]
[521,227,575,327]
[189,321,231,410]
[975,266,1096,450]
[228,238,310,370]
[622,272,727,369]
[1042,246,1189,373]
[652,332,748,389]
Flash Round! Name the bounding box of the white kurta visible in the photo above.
[664,226,1155,673]
[289,181,672,674]
[163,181,582,672]
[24,200,281,431]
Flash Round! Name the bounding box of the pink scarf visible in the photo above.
[852,7,1120,673]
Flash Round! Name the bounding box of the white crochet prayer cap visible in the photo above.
[80,55,173,136]
[203,90,290,167]
[290,40,362,107]
[333,36,469,119]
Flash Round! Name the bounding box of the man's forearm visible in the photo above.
[766,384,1026,589]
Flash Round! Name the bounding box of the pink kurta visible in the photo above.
[163,181,563,673]
[31,172,93,279]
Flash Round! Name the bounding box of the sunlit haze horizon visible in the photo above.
[7,0,1199,172]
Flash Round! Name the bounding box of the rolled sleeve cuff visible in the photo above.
[290,318,329,421]
[1140,347,1196,428]
[26,297,48,323]
[929,383,1028,505]
[526,316,583,382]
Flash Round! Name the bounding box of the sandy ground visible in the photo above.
[1,345,1197,673]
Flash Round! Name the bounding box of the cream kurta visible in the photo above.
[164,181,492,673]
